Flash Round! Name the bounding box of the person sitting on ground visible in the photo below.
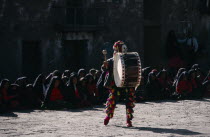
[66,73,85,108]
[191,64,205,82]
[89,68,96,78]
[157,69,173,99]
[78,69,86,80]
[204,71,210,82]
[43,76,72,110]
[202,80,210,97]
[0,79,20,111]
[188,69,201,98]
[45,70,62,86]
[15,77,28,108]
[173,68,186,87]
[176,71,192,99]
[145,72,162,100]
[62,70,71,79]
[96,68,109,104]
[25,84,41,109]
[151,69,159,76]
[191,64,200,70]
[62,76,69,86]
[0,89,5,113]
[33,74,46,102]
[78,77,92,107]
[8,84,21,110]
[85,74,99,105]
[95,70,102,83]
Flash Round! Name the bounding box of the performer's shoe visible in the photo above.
[126,120,132,127]
[104,116,110,125]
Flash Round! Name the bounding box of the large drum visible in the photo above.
[113,52,141,88]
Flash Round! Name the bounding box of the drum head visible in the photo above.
[113,53,124,87]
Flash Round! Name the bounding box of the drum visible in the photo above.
[113,52,141,88]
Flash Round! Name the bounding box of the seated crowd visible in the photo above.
[137,64,210,102]
[0,68,105,112]
[0,64,210,113]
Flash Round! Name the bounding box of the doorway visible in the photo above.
[62,40,88,71]
[22,41,41,81]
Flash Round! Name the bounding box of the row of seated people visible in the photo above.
[1,64,210,113]
[0,68,109,112]
[137,64,210,101]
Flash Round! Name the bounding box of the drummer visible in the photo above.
[102,40,135,127]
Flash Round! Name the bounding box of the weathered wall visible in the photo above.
[1,0,209,81]
[0,0,143,81]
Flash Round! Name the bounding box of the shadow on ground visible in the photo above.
[0,112,18,117]
[116,126,202,136]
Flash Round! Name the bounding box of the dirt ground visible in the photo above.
[0,98,210,137]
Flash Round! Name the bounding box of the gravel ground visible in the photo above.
[0,98,210,137]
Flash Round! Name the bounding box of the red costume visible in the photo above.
[103,41,135,127]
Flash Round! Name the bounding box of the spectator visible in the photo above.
[173,68,186,87]
[145,72,162,100]
[95,70,102,83]
[78,69,86,80]
[89,68,96,78]
[25,84,41,108]
[203,81,210,97]
[204,71,210,82]
[85,74,99,104]
[0,79,21,110]
[66,73,84,108]
[188,69,201,98]
[157,69,172,99]
[8,84,21,110]
[15,77,28,108]
[62,70,71,79]
[176,72,192,99]
[33,74,46,102]
[62,76,69,86]
[96,70,109,104]
[78,77,92,107]
[43,76,72,109]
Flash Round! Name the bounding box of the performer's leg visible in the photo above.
[125,88,135,127]
[104,88,117,125]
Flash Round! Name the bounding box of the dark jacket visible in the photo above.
[44,76,65,104]
[33,74,46,101]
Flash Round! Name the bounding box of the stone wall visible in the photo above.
[1,0,209,81]
[0,0,143,81]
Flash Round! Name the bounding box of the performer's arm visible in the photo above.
[101,61,109,71]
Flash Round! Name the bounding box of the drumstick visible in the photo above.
[102,50,108,69]
[102,50,107,61]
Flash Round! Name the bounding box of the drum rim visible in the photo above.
[114,52,142,88]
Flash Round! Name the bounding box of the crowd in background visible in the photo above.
[136,64,210,102]
[0,68,106,112]
[1,63,210,113]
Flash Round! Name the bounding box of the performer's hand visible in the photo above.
[103,61,108,68]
